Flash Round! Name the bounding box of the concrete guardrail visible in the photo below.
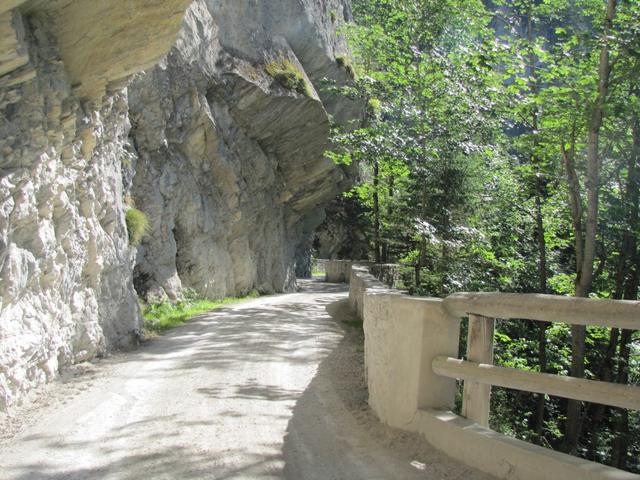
[324,259,640,480]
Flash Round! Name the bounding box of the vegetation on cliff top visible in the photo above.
[336,55,357,79]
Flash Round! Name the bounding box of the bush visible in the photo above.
[125,208,149,246]
[368,97,382,118]
[265,58,313,97]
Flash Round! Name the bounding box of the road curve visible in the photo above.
[0,280,490,480]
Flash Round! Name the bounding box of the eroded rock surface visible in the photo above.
[0,0,357,411]
[129,0,359,301]
[0,0,194,410]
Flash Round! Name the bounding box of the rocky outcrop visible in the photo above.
[0,0,357,411]
[128,0,359,301]
[0,0,191,411]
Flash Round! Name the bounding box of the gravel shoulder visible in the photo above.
[0,280,491,480]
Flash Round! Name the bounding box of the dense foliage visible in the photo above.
[327,0,640,471]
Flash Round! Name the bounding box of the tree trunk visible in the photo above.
[586,327,618,459]
[382,176,394,263]
[526,9,549,443]
[439,213,450,296]
[373,158,381,263]
[563,0,616,454]
[533,138,550,444]
[415,235,427,290]
[611,328,633,469]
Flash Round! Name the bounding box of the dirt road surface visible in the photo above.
[0,280,490,480]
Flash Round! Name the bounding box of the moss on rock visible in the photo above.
[265,57,313,97]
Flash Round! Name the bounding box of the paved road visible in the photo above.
[0,280,489,480]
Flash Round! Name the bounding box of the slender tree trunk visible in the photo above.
[611,328,633,469]
[586,327,618,459]
[382,176,395,263]
[415,235,427,290]
[525,10,549,442]
[564,0,616,454]
[373,158,381,263]
[533,122,550,444]
[440,213,450,296]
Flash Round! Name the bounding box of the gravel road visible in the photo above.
[0,280,490,480]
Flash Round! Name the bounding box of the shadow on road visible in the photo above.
[0,280,491,480]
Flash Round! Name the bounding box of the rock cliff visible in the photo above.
[128,0,358,301]
[0,0,357,411]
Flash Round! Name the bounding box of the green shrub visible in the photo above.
[125,208,149,246]
[368,97,382,117]
[330,10,338,22]
[265,58,313,97]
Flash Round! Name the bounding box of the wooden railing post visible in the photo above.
[462,313,495,427]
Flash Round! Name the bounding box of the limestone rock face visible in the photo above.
[19,0,192,99]
[0,0,189,411]
[0,0,357,411]
[128,0,359,300]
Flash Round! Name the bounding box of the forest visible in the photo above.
[324,0,640,472]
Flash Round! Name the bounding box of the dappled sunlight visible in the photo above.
[0,283,350,479]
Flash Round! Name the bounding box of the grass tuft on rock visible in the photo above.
[335,55,357,80]
[142,289,259,336]
[265,58,313,97]
[125,208,149,246]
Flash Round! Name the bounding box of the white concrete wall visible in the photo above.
[346,263,640,480]
[325,260,353,283]
[363,292,460,427]
[348,264,387,318]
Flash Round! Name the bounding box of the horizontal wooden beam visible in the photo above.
[432,356,640,411]
[443,292,640,330]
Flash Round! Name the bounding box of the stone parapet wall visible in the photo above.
[368,263,402,289]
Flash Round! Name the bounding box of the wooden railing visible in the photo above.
[435,292,640,426]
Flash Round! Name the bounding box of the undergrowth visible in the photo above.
[142,289,259,336]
